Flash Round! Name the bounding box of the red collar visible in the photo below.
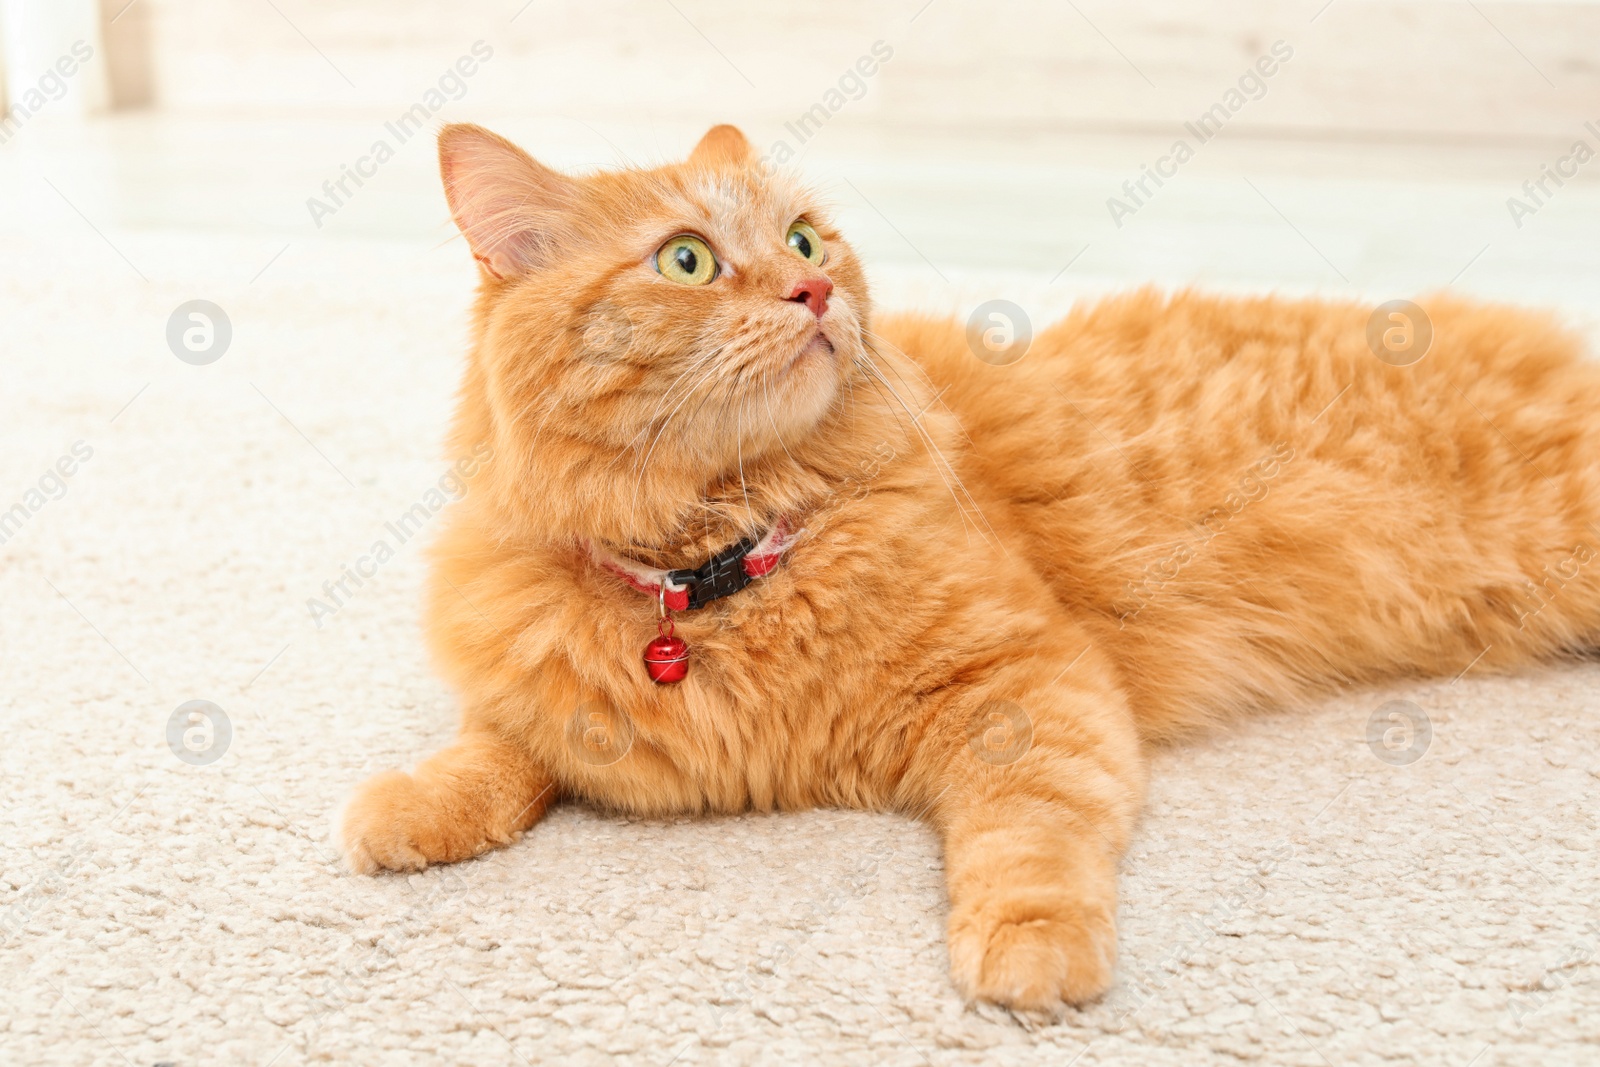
[589,518,796,611]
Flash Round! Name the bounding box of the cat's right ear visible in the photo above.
[438,123,580,280]
[689,124,753,167]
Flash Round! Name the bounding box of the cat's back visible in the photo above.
[879,288,1594,472]
[875,289,1355,451]
[874,290,1368,506]
[878,289,1600,734]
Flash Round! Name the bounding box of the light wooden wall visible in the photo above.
[91,0,1600,144]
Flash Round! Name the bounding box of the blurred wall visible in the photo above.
[91,0,1600,142]
[0,0,109,116]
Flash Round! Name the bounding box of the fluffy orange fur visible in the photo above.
[337,123,1600,1011]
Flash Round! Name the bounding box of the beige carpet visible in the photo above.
[3,219,1599,1067]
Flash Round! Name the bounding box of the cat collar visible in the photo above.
[588,519,796,684]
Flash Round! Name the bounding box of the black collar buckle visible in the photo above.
[666,536,757,610]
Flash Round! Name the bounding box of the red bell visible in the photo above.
[644,625,688,684]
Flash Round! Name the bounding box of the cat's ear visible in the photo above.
[438,123,580,280]
[688,124,754,167]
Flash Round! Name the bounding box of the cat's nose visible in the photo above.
[786,277,833,318]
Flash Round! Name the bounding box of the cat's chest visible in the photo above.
[541,606,899,813]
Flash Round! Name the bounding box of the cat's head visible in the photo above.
[438,123,873,549]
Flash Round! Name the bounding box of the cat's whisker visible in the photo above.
[762,381,803,474]
[524,388,589,462]
[526,333,734,467]
[736,395,755,525]
[855,350,1001,550]
[858,359,962,506]
[627,360,726,527]
[628,348,731,471]
[848,349,912,436]
[855,345,967,477]
[621,327,758,463]
[864,328,980,450]
[623,345,767,537]
[861,327,945,400]
[616,336,738,464]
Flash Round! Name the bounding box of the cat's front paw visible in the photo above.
[947,886,1117,1011]
[334,769,513,875]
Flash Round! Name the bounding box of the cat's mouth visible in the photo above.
[780,330,836,378]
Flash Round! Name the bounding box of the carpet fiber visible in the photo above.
[3,233,1598,1066]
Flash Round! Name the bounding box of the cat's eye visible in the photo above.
[655,235,718,286]
[786,220,826,266]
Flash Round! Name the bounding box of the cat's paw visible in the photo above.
[334,769,515,875]
[947,886,1117,1011]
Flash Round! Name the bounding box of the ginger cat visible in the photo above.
[336,122,1600,1011]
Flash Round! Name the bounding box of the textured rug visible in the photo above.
[3,230,1598,1066]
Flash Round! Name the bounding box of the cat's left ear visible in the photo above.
[689,124,754,167]
[438,123,581,280]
